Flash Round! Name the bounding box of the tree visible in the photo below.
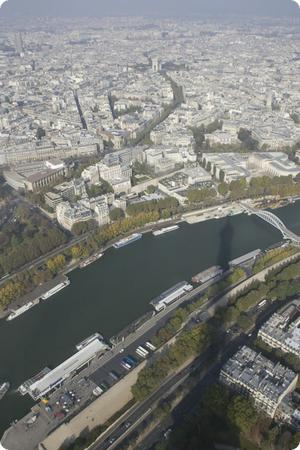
[202,384,230,417]
[237,313,252,331]
[238,128,258,151]
[288,432,300,449]
[46,254,66,274]
[126,197,179,217]
[71,245,84,260]
[154,443,168,450]
[223,305,240,323]
[147,185,156,194]
[87,180,113,198]
[32,268,52,286]
[218,182,229,196]
[219,169,225,182]
[0,280,26,309]
[187,188,217,204]
[206,119,223,134]
[229,178,247,200]
[132,323,212,401]
[0,232,9,249]
[109,208,125,221]
[36,127,46,140]
[290,113,300,125]
[72,219,97,236]
[228,395,259,433]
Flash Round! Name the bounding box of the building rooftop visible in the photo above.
[259,300,300,357]
[27,339,108,400]
[221,346,297,403]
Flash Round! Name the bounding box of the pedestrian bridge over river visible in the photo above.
[240,203,300,245]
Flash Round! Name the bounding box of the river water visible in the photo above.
[0,202,299,435]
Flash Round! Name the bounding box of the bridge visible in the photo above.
[240,203,300,245]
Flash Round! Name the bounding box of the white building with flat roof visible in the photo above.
[202,152,300,182]
[247,153,300,178]
[202,153,251,182]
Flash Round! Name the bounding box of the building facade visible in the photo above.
[258,302,300,359]
[56,201,93,231]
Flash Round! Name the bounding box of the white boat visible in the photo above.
[0,382,10,400]
[41,279,70,300]
[113,233,142,249]
[152,225,179,236]
[79,252,103,269]
[76,332,103,351]
[7,302,35,321]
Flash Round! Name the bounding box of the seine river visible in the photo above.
[0,202,300,435]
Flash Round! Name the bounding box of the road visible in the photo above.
[91,330,248,450]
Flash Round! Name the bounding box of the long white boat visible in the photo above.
[76,332,103,351]
[0,382,10,400]
[40,279,70,301]
[113,233,142,249]
[153,225,179,236]
[7,302,35,321]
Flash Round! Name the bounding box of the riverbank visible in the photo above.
[1,195,299,320]
[0,274,69,320]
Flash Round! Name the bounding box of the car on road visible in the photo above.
[125,355,137,366]
[54,411,65,418]
[93,386,104,397]
[99,382,108,391]
[109,371,120,381]
[120,361,131,371]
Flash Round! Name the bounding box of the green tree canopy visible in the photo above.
[109,208,125,221]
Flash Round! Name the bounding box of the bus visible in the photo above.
[145,341,156,351]
[257,299,267,309]
[137,346,149,356]
[136,348,147,358]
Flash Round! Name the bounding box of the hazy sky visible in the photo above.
[0,0,300,17]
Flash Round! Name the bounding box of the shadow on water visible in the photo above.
[216,218,234,270]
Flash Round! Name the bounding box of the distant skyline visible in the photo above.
[1,0,300,17]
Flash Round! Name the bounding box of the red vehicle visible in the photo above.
[54,411,66,419]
